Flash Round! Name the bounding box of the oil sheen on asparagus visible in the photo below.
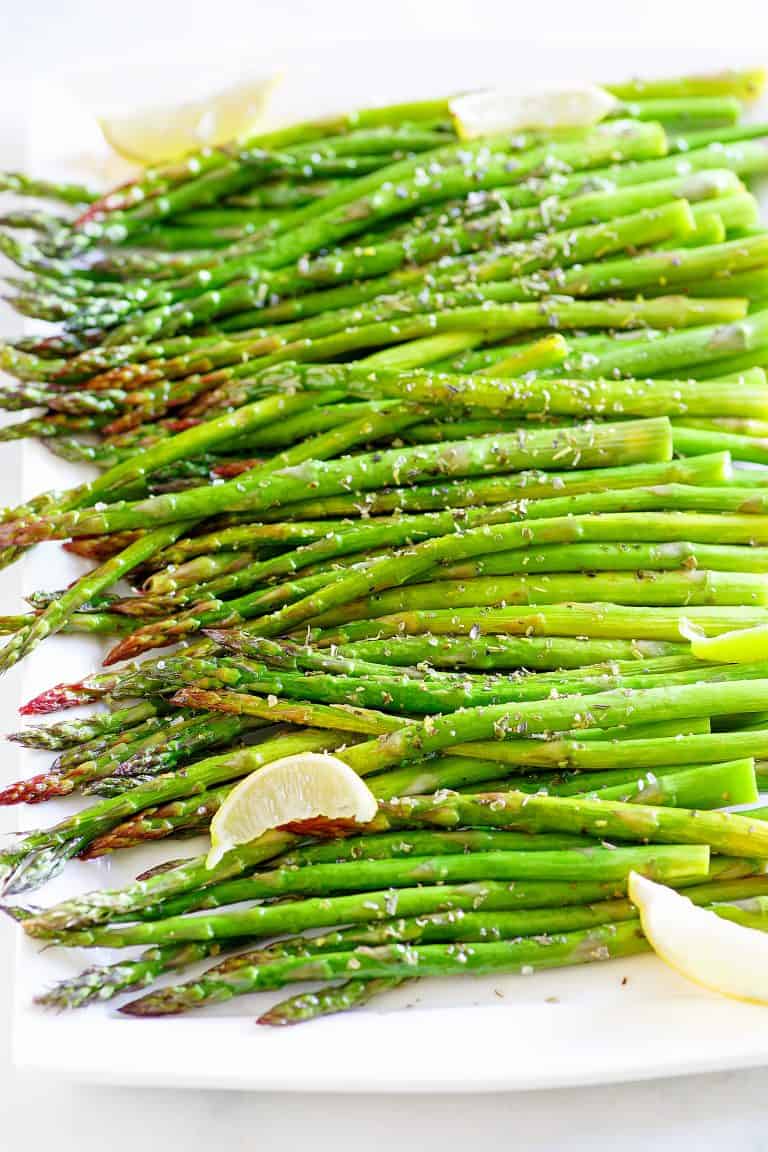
[3,66,768,1027]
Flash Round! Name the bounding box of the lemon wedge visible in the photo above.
[629,871,768,1004]
[680,617,768,664]
[99,74,282,165]
[206,752,377,869]
[449,85,618,140]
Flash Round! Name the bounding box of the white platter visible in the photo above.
[7,40,768,1091]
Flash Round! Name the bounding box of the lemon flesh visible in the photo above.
[449,85,617,140]
[681,618,768,664]
[100,74,281,165]
[207,752,377,869]
[629,871,768,1004]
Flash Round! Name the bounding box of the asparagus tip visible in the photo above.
[0,902,37,923]
[201,627,235,646]
[0,772,72,805]
[103,629,163,664]
[169,687,209,709]
[34,988,70,1011]
[3,841,81,896]
[20,681,91,714]
[0,523,26,548]
[256,1008,296,1027]
[118,993,185,1017]
[133,857,195,882]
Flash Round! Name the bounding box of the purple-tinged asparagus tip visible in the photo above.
[0,772,73,805]
[20,681,91,714]
[201,628,236,646]
[102,634,150,665]
[118,993,187,1017]
[256,1007,297,1026]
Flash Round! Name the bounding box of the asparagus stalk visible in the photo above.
[260,979,403,1025]
[157,451,731,531]
[556,309,768,379]
[0,521,196,673]
[606,69,766,101]
[309,570,768,627]
[0,730,347,892]
[0,171,97,203]
[452,757,757,807]
[33,941,238,1010]
[83,845,716,914]
[439,540,768,577]
[84,758,756,862]
[79,716,715,856]
[24,767,768,937]
[20,874,675,949]
[88,924,656,1012]
[673,425,768,466]
[258,885,768,1026]
[0,418,672,544]
[160,652,768,719]
[310,604,768,646]
[38,869,768,1012]
[0,612,133,636]
[336,634,682,670]
[6,701,166,751]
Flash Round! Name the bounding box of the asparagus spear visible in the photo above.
[260,978,403,1025]
[83,758,756,867]
[673,425,768,466]
[0,612,133,636]
[6,701,166,751]
[79,715,714,856]
[336,634,681,670]
[160,653,768,720]
[0,521,197,673]
[0,172,97,203]
[155,451,731,533]
[606,69,766,101]
[37,868,768,1012]
[0,418,671,544]
[0,730,347,892]
[24,767,768,938]
[85,924,655,1013]
[310,603,768,646]
[557,309,768,379]
[81,846,717,911]
[20,876,675,949]
[452,757,757,806]
[258,885,768,1026]
[33,940,238,1010]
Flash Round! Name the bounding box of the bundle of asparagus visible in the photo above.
[4,67,768,1026]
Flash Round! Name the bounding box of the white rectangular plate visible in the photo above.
[7,41,768,1091]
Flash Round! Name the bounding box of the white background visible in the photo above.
[3,0,768,1146]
